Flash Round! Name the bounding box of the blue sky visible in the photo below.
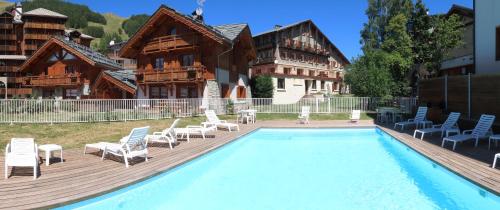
[60,0,471,60]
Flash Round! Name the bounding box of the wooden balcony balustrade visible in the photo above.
[0,88,32,95]
[25,73,84,87]
[0,66,20,72]
[0,23,13,29]
[7,77,25,84]
[142,34,199,54]
[0,45,17,51]
[0,34,16,40]
[25,44,39,51]
[136,66,206,84]
[24,22,65,30]
[24,34,55,40]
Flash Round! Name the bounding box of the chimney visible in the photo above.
[12,2,22,23]
[274,25,282,30]
[192,8,204,22]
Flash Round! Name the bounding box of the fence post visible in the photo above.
[328,97,331,113]
[444,75,448,111]
[468,73,471,119]
[315,98,319,113]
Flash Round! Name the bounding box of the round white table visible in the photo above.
[39,144,63,166]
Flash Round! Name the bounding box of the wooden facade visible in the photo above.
[119,5,256,100]
[0,3,94,98]
[19,37,122,99]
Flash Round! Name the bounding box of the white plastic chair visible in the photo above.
[102,126,150,168]
[204,110,239,132]
[146,119,180,149]
[298,106,310,124]
[350,110,361,123]
[442,114,495,150]
[394,106,428,130]
[413,112,461,140]
[5,138,39,179]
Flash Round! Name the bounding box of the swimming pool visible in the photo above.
[59,128,500,210]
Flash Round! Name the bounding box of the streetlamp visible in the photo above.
[0,77,7,99]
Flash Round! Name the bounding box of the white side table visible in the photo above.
[489,135,500,150]
[39,144,63,166]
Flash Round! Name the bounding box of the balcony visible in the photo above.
[25,73,84,87]
[142,34,199,54]
[0,66,20,72]
[0,88,32,95]
[136,66,206,84]
[0,34,16,40]
[0,23,13,29]
[0,45,17,51]
[24,22,65,30]
[25,44,39,51]
[24,34,54,40]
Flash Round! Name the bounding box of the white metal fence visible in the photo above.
[0,97,417,124]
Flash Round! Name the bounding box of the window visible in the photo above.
[169,27,177,36]
[277,78,285,89]
[65,65,76,74]
[154,57,164,71]
[237,86,246,98]
[150,86,168,98]
[297,69,304,76]
[312,80,317,90]
[333,82,339,91]
[497,27,500,61]
[283,68,291,75]
[181,54,194,67]
[321,81,325,90]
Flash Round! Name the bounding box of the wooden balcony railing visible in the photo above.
[25,73,84,87]
[142,34,199,54]
[253,68,342,82]
[0,88,32,95]
[0,45,17,51]
[24,34,54,40]
[0,23,13,29]
[0,34,16,40]
[0,66,20,72]
[24,22,65,30]
[25,44,39,51]
[136,66,206,84]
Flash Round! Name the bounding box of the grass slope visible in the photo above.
[0,0,12,11]
[86,13,129,48]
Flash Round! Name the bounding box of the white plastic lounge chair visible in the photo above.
[146,119,180,149]
[5,138,39,179]
[204,110,239,132]
[493,153,500,168]
[298,106,311,124]
[174,124,217,142]
[394,106,428,130]
[441,114,495,150]
[413,112,461,140]
[350,110,361,123]
[102,126,150,168]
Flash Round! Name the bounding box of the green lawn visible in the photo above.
[0,113,374,151]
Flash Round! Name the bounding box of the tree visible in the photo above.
[345,50,393,97]
[426,14,464,74]
[83,26,104,38]
[122,15,150,37]
[251,75,274,98]
[97,32,123,53]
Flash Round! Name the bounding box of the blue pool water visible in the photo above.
[59,128,500,210]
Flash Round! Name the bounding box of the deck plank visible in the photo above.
[0,120,499,209]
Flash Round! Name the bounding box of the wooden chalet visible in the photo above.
[19,36,125,99]
[119,5,256,99]
[0,3,95,98]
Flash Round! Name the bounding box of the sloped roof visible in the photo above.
[104,70,136,90]
[54,36,121,69]
[447,4,474,18]
[213,23,248,41]
[24,8,67,19]
[254,19,350,64]
[21,36,121,71]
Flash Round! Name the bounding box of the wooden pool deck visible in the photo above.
[0,120,499,209]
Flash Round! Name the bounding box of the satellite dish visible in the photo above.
[196,7,203,16]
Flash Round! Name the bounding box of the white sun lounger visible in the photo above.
[5,138,39,179]
[102,126,150,168]
[441,114,495,150]
[174,124,217,142]
[350,110,361,123]
[204,110,239,132]
[146,119,180,149]
[413,112,461,140]
[394,106,428,130]
[298,106,311,124]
